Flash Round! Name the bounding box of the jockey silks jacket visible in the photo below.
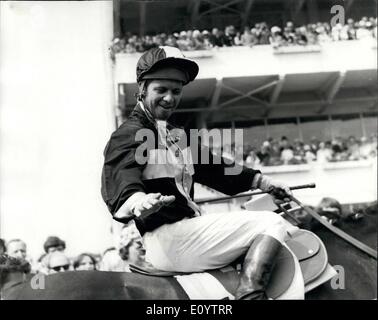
[101,103,261,235]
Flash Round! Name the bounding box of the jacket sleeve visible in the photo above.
[193,145,261,195]
[101,123,147,219]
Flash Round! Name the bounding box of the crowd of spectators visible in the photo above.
[110,16,377,56]
[212,134,378,167]
[0,222,146,277]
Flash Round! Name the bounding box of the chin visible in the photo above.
[157,112,173,120]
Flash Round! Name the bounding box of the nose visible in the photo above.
[163,92,174,104]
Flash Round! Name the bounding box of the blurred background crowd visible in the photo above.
[211,133,378,167]
[0,222,145,276]
[110,16,377,57]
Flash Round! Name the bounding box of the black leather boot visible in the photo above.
[235,234,282,300]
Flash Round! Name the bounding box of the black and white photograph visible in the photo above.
[0,0,377,307]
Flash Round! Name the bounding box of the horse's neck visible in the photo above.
[2,272,27,291]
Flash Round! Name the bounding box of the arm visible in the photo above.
[101,124,175,223]
[101,124,147,223]
[193,145,292,200]
[193,145,261,195]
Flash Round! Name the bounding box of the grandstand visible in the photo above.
[114,2,377,207]
[113,0,376,37]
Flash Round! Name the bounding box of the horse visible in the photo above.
[1,204,376,300]
[305,202,377,299]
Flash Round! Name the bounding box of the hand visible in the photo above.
[257,175,292,205]
[133,193,175,217]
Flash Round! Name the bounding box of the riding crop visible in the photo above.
[195,183,316,204]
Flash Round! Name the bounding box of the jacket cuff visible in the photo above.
[114,191,146,219]
[251,173,263,189]
[251,173,273,191]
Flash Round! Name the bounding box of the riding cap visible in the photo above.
[136,46,199,85]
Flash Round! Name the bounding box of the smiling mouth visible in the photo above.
[159,104,174,110]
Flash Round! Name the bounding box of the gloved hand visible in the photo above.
[132,193,176,217]
[254,174,292,204]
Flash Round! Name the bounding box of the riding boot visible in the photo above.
[235,234,282,300]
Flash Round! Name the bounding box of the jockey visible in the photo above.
[101,46,304,300]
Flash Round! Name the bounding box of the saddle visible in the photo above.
[129,229,333,299]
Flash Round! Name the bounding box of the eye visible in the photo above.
[155,87,166,94]
[173,89,182,95]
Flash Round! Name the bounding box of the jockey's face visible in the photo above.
[143,79,183,120]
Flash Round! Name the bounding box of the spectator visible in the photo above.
[283,26,296,44]
[310,137,319,154]
[269,26,285,48]
[73,253,97,271]
[295,26,308,45]
[281,145,294,165]
[192,30,206,50]
[46,251,71,274]
[124,43,136,54]
[0,239,5,255]
[359,136,374,159]
[100,222,142,272]
[6,239,27,261]
[331,23,343,41]
[209,28,224,47]
[257,22,270,44]
[279,136,289,151]
[177,31,190,51]
[119,222,142,248]
[201,30,213,49]
[346,18,357,40]
[347,135,360,160]
[119,237,146,271]
[43,236,66,254]
[99,247,127,272]
[0,255,32,282]
[316,23,332,42]
[304,145,316,162]
[356,19,372,40]
[111,15,373,55]
[269,139,283,165]
[165,34,179,48]
[233,31,243,46]
[34,253,49,274]
[223,25,236,46]
[316,141,333,163]
[241,27,258,47]
[245,148,260,167]
[257,141,271,166]
[142,35,156,51]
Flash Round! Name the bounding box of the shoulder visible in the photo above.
[106,113,155,151]
[113,116,147,139]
